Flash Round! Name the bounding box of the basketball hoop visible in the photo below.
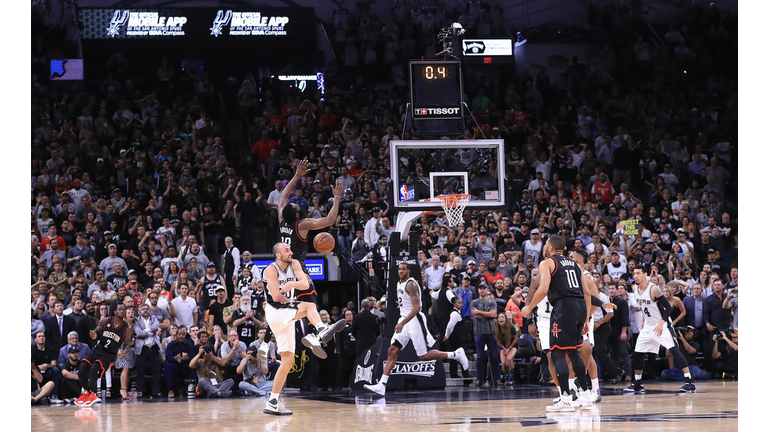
[437,194,471,227]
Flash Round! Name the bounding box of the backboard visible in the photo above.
[390,139,506,211]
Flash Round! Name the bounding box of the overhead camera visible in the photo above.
[450,22,465,36]
[436,23,466,60]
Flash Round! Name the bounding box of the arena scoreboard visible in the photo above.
[409,60,464,121]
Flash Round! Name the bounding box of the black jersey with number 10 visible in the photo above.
[279,220,308,263]
[547,255,584,304]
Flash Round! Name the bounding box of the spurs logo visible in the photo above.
[106,10,129,38]
[210,9,232,37]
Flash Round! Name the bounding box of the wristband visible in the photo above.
[334,196,341,199]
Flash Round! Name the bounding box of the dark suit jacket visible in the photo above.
[703,291,731,330]
[351,310,380,357]
[682,296,705,329]
[44,314,76,351]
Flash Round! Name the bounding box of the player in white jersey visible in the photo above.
[262,242,341,416]
[364,264,469,396]
[624,265,696,394]
[568,247,606,404]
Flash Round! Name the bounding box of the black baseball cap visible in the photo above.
[68,346,79,353]
[207,262,217,267]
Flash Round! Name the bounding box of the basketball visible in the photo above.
[313,232,335,254]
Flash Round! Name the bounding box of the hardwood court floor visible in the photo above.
[31,381,737,432]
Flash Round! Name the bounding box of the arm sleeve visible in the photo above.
[656,294,672,321]
[590,295,604,307]
[445,312,461,339]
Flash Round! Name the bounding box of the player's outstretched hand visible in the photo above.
[603,302,617,309]
[294,159,310,178]
[331,178,343,197]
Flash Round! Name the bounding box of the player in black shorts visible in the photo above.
[522,235,592,412]
[75,303,132,406]
[269,160,346,355]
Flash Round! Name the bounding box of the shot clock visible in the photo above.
[409,60,464,121]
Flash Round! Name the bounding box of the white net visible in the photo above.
[437,194,471,227]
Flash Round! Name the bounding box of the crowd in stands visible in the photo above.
[31,0,737,404]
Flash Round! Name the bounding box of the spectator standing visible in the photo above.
[169,283,198,330]
[351,299,380,358]
[335,310,356,389]
[703,280,731,368]
[208,285,233,331]
[470,283,500,386]
[133,304,163,398]
[44,301,76,351]
[222,236,240,299]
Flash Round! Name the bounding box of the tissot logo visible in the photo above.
[391,361,436,377]
[414,107,460,116]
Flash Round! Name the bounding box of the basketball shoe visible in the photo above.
[363,382,386,396]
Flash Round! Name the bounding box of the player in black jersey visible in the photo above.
[522,235,592,411]
[278,159,344,302]
[75,303,133,406]
[269,159,346,358]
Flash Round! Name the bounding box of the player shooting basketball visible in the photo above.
[270,159,345,357]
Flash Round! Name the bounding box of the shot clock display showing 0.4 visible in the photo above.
[422,65,448,79]
[409,60,463,118]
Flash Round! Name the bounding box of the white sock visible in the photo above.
[568,378,576,390]
[634,374,642,381]
[316,323,327,332]
[591,378,600,391]
[556,385,562,395]
[447,351,456,359]
[269,392,280,403]
[380,374,389,385]
[684,372,692,379]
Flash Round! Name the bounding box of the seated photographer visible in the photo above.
[236,346,273,396]
[711,327,738,379]
[191,343,234,398]
[660,326,709,381]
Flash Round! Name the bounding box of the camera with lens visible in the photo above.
[203,344,214,353]
[714,327,733,341]
[675,325,697,339]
